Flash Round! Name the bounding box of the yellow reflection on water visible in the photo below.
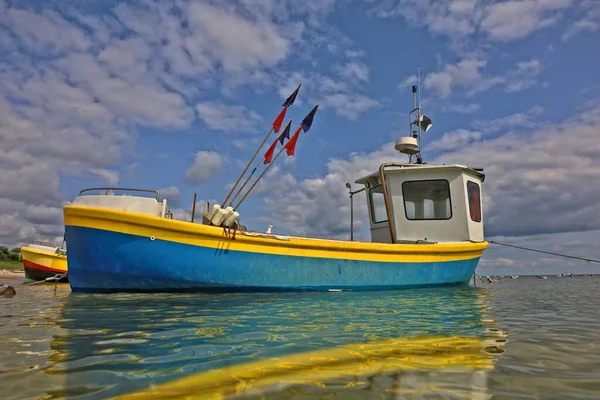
[118,332,507,400]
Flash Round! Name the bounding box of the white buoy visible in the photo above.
[211,206,233,226]
[205,204,221,221]
[223,210,240,227]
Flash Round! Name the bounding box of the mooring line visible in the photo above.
[489,241,600,264]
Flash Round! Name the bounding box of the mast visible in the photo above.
[406,67,432,164]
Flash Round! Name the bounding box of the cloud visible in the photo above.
[472,105,544,134]
[504,59,542,92]
[339,61,370,82]
[196,102,263,132]
[481,0,574,41]
[24,205,63,226]
[428,129,482,151]
[319,92,380,119]
[442,103,482,114]
[373,0,576,42]
[372,0,480,37]
[185,2,290,72]
[398,75,418,90]
[424,58,543,98]
[56,53,194,129]
[158,186,182,209]
[89,169,120,187]
[425,58,503,98]
[1,7,92,54]
[562,0,600,40]
[185,151,226,184]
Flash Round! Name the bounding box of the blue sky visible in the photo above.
[1,0,600,275]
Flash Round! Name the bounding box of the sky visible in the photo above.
[1,0,600,275]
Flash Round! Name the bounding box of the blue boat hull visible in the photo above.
[65,226,480,293]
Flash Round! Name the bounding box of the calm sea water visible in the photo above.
[1,276,599,399]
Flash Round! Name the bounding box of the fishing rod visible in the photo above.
[221,85,301,206]
[228,120,292,207]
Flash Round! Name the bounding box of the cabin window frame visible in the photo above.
[369,185,389,224]
[401,179,453,221]
[467,180,482,223]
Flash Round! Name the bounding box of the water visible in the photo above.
[1,276,599,399]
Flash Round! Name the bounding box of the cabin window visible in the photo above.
[467,181,481,222]
[370,185,388,223]
[402,180,452,220]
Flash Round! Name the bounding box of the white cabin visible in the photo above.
[355,163,484,244]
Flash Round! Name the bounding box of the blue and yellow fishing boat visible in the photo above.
[63,85,488,293]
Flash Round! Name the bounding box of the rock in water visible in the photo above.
[0,285,16,296]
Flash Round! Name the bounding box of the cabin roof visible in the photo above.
[354,163,485,185]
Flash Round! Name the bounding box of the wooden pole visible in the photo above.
[234,132,294,210]
[191,192,197,222]
[222,126,274,206]
[228,159,261,207]
[228,120,292,207]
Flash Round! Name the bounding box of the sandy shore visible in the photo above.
[1,270,25,280]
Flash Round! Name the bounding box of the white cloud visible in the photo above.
[56,53,194,129]
[504,59,542,92]
[319,92,380,119]
[24,205,63,226]
[2,8,92,54]
[562,0,600,40]
[373,0,578,42]
[424,57,543,98]
[186,2,290,72]
[158,186,182,209]
[339,61,370,82]
[196,102,263,132]
[185,151,226,184]
[425,58,503,98]
[398,75,418,90]
[472,105,544,134]
[481,0,574,41]
[373,0,480,37]
[442,103,482,114]
[89,169,120,187]
[428,129,482,151]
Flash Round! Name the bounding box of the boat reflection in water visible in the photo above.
[46,286,507,399]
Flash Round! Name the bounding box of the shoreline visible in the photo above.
[1,270,25,280]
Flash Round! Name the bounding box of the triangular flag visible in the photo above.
[278,121,291,145]
[272,106,287,133]
[283,126,302,156]
[263,139,278,164]
[301,105,319,133]
[282,84,301,107]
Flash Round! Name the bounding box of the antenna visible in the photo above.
[399,66,432,164]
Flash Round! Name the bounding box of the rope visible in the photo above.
[23,272,67,286]
[489,241,600,264]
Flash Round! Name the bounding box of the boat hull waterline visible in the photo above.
[21,247,68,282]
[64,206,487,293]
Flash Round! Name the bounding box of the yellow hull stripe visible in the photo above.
[117,335,500,400]
[64,206,488,263]
[20,247,68,273]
